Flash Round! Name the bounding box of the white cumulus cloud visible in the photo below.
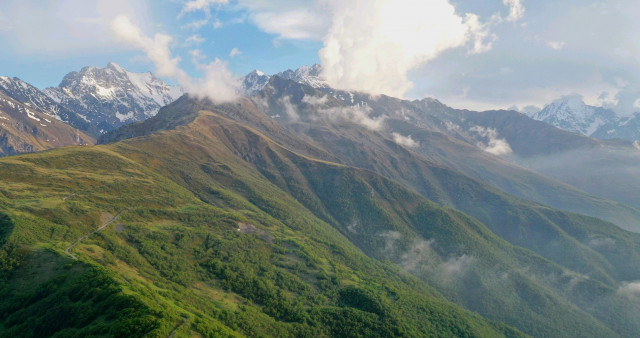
[235,0,330,40]
[111,15,183,78]
[229,47,242,58]
[110,15,239,103]
[186,34,205,45]
[190,58,240,101]
[0,0,150,55]
[180,0,229,17]
[278,96,300,121]
[301,94,329,106]
[248,8,327,40]
[189,49,205,61]
[503,0,525,22]
[318,0,495,98]
[547,41,565,50]
[319,105,386,131]
[470,126,513,156]
[618,281,640,296]
[392,133,419,148]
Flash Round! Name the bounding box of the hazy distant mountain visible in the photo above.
[591,112,640,142]
[44,62,182,134]
[0,90,93,155]
[240,70,640,220]
[528,95,618,136]
[526,95,640,142]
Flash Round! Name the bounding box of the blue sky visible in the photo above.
[2,0,640,115]
[0,0,322,88]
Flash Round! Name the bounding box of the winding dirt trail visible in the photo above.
[168,317,188,338]
[64,211,123,260]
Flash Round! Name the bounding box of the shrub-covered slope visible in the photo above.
[115,108,640,335]
[0,134,522,336]
[3,100,640,336]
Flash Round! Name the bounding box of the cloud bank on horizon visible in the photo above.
[3,0,640,115]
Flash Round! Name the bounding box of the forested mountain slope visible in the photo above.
[3,96,640,336]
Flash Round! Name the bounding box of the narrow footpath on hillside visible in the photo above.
[64,211,123,260]
[62,176,134,260]
[168,317,189,338]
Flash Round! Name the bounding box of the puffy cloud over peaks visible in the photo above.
[503,0,525,22]
[318,0,498,97]
[110,15,239,103]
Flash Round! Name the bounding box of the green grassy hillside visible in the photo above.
[126,111,637,337]
[3,102,640,336]
[138,91,640,289]
[0,142,522,336]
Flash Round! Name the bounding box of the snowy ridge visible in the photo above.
[1,63,183,135]
[528,95,640,142]
[276,64,329,89]
[0,76,61,119]
[241,64,329,96]
[529,95,617,136]
[241,64,371,108]
[591,112,640,142]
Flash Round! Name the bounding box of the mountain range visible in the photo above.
[238,66,640,226]
[0,63,182,137]
[2,63,640,337]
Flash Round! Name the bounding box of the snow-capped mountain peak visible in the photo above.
[241,64,330,96]
[276,64,328,89]
[530,95,617,136]
[106,61,126,73]
[43,62,183,133]
[242,70,271,95]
